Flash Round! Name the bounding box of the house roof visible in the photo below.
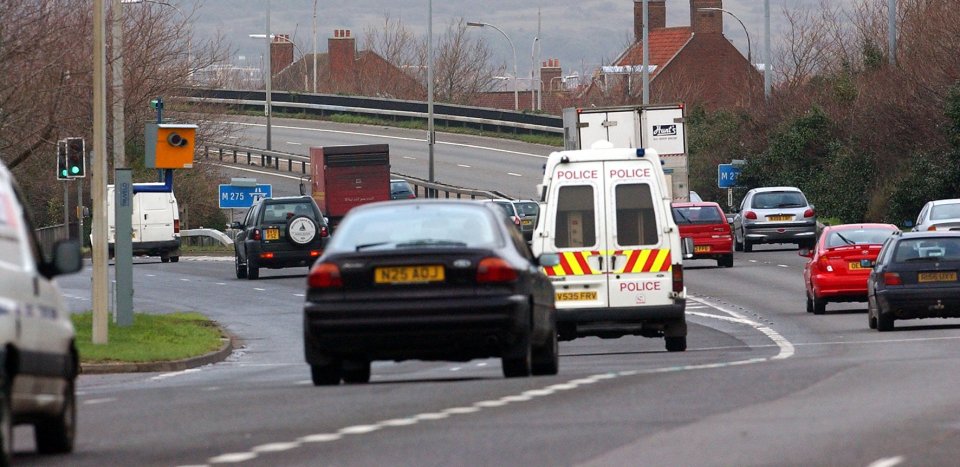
[614,27,693,77]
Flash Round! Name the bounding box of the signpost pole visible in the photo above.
[115,169,134,326]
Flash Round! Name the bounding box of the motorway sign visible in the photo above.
[219,184,273,209]
[717,164,741,189]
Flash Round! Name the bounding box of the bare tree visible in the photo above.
[431,19,500,105]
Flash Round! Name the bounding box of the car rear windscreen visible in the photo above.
[825,228,897,248]
[329,205,502,251]
[672,206,723,224]
[262,202,315,225]
[931,203,960,220]
[751,192,807,209]
[893,238,960,262]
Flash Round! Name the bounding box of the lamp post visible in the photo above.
[466,21,518,111]
[549,73,579,91]
[698,7,752,65]
[312,0,318,93]
[764,0,771,100]
[428,0,435,196]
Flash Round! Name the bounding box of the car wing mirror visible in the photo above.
[799,248,813,258]
[681,237,695,259]
[538,253,560,268]
[230,221,243,229]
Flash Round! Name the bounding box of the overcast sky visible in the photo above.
[175,0,859,79]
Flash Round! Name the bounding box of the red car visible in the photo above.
[672,202,734,268]
[802,223,900,314]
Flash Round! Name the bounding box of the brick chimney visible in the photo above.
[634,1,667,42]
[540,59,562,91]
[690,0,723,35]
[270,34,294,76]
[328,29,356,82]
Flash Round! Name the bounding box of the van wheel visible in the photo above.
[235,255,247,279]
[35,378,76,454]
[160,255,170,263]
[246,259,260,280]
[665,336,687,352]
[170,256,179,263]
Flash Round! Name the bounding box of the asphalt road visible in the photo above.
[26,119,960,466]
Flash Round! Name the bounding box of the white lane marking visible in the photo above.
[203,386,220,391]
[216,283,226,286]
[293,293,305,297]
[450,367,462,372]
[868,457,904,467]
[209,452,257,463]
[748,260,757,263]
[688,311,759,326]
[285,141,302,145]
[778,264,789,268]
[457,164,471,168]
[226,121,548,159]
[253,288,266,291]
[507,172,522,177]
[83,397,117,405]
[198,298,795,465]
[253,442,300,453]
[150,368,201,382]
[403,156,416,160]
[146,274,156,277]
[180,278,191,282]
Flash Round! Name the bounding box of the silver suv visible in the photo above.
[0,159,81,463]
[733,186,817,251]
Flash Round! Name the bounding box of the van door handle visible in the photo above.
[144,214,148,220]
[610,256,617,270]
[597,256,603,270]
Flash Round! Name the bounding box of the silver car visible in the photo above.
[913,199,960,232]
[733,186,817,252]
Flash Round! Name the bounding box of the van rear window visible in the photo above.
[615,184,658,246]
[554,186,596,248]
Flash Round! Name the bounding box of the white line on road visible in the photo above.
[403,156,416,160]
[207,162,304,181]
[778,264,789,268]
[180,278,191,282]
[150,368,201,382]
[457,164,471,168]
[293,293,305,297]
[507,172,522,177]
[83,397,117,405]
[253,288,266,291]
[867,456,904,467]
[285,141,302,145]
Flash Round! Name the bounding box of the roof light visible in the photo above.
[635,148,646,157]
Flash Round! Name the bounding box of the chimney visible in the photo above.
[540,59,562,91]
[690,0,723,35]
[328,29,356,82]
[634,1,667,43]
[270,34,294,77]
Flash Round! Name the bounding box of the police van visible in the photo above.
[531,145,691,351]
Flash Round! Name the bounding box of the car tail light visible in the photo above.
[803,209,815,218]
[407,193,416,199]
[252,229,261,241]
[817,255,833,272]
[260,252,274,259]
[883,272,902,286]
[928,225,937,231]
[310,250,321,257]
[308,262,342,288]
[672,264,683,293]
[174,219,180,233]
[745,211,757,220]
[476,257,518,283]
[320,226,329,237]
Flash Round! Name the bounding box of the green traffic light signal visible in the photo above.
[70,166,80,175]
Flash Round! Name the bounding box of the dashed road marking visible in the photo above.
[868,457,904,467]
[457,164,471,168]
[83,397,116,405]
[403,156,416,160]
[150,368,201,382]
[778,264,789,268]
[507,172,522,177]
[253,288,266,291]
[285,142,302,145]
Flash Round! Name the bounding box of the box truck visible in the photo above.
[305,144,391,228]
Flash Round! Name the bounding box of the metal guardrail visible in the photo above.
[200,143,510,200]
[176,88,564,136]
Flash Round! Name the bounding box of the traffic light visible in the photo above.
[56,140,69,180]
[145,123,197,169]
[65,137,85,178]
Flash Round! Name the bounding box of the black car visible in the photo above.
[390,179,416,200]
[302,199,560,385]
[867,231,960,331]
[233,196,330,280]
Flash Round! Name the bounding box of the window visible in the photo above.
[614,184,658,246]
[751,191,807,209]
[931,202,960,221]
[672,206,723,224]
[554,186,596,248]
[826,228,897,248]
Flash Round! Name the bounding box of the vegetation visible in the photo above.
[71,312,224,364]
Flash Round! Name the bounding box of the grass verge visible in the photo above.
[71,312,224,364]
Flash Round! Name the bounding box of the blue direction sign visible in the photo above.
[717,164,741,189]
[218,184,273,209]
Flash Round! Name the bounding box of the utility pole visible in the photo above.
[764,0,771,101]
[642,0,649,105]
[428,0,435,197]
[93,0,110,344]
[888,0,897,66]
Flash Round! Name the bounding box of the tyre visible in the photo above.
[813,297,827,315]
[877,312,894,332]
[246,258,260,280]
[743,239,753,253]
[160,255,170,263]
[718,254,734,268]
[734,235,743,252]
[286,216,318,246]
[502,334,532,378]
[665,336,687,352]
[170,256,179,263]
[311,361,342,386]
[342,360,371,384]
[806,294,814,313]
[531,330,559,376]
[0,380,11,467]
[234,254,247,279]
[868,299,878,329]
[35,378,76,454]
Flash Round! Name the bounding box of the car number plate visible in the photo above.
[694,245,711,253]
[555,291,598,301]
[375,265,445,284]
[265,228,280,241]
[767,215,792,221]
[918,271,958,283]
[849,261,864,270]
[522,219,533,225]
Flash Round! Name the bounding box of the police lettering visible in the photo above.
[556,169,597,180]
[619,281,661,292]
[610,168,651,179]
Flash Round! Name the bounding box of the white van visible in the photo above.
[531,146,691,351]
[107,184,181,262]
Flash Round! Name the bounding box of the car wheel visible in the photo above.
[246,258,260,280]
[342,359,371,384]
[531,329,559,376]
[806,293,814,313]
[813,297,827,315]
[867,298,878,329]
[170,256,179,263]
[743,239,753,253]
[0,378,11,467]
[877,311,895,332]
[734,234,743,252]
[665,336,687,352]
[234,254,247,279]
[35,377,76,454]
[719,254,734,268]
[160,255,170,263]
[311,361,342,386]
[502,334,532,378]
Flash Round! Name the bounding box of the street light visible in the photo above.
[698,7,751,65]
[466,21,518,111]
[549,73,579,91]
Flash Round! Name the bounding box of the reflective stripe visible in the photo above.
[544,249,671,275]
[543,251,601,276]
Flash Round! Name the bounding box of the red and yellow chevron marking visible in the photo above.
[613,249,672,274]
[543,250,601,276]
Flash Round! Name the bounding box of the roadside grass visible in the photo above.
[180,243,233,255]
[71,312,224,364]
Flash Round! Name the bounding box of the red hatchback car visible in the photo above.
[802,223,900,314]
[672,202,734,267]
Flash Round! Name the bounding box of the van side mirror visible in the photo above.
[681,237,695,259]
[799,248,813,258]
[536,184,546,202]
[538,253,560,268]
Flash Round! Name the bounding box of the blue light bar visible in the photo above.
[635,148,646,157]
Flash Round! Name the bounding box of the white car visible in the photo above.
[913,198,960,232]
[0,159,81,463]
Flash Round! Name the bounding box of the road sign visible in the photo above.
[718,164,741,189]
[218,184,272,209]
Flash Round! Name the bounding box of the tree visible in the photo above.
[431,19,501,105]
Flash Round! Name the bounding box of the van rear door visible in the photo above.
[138,193,176,243]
